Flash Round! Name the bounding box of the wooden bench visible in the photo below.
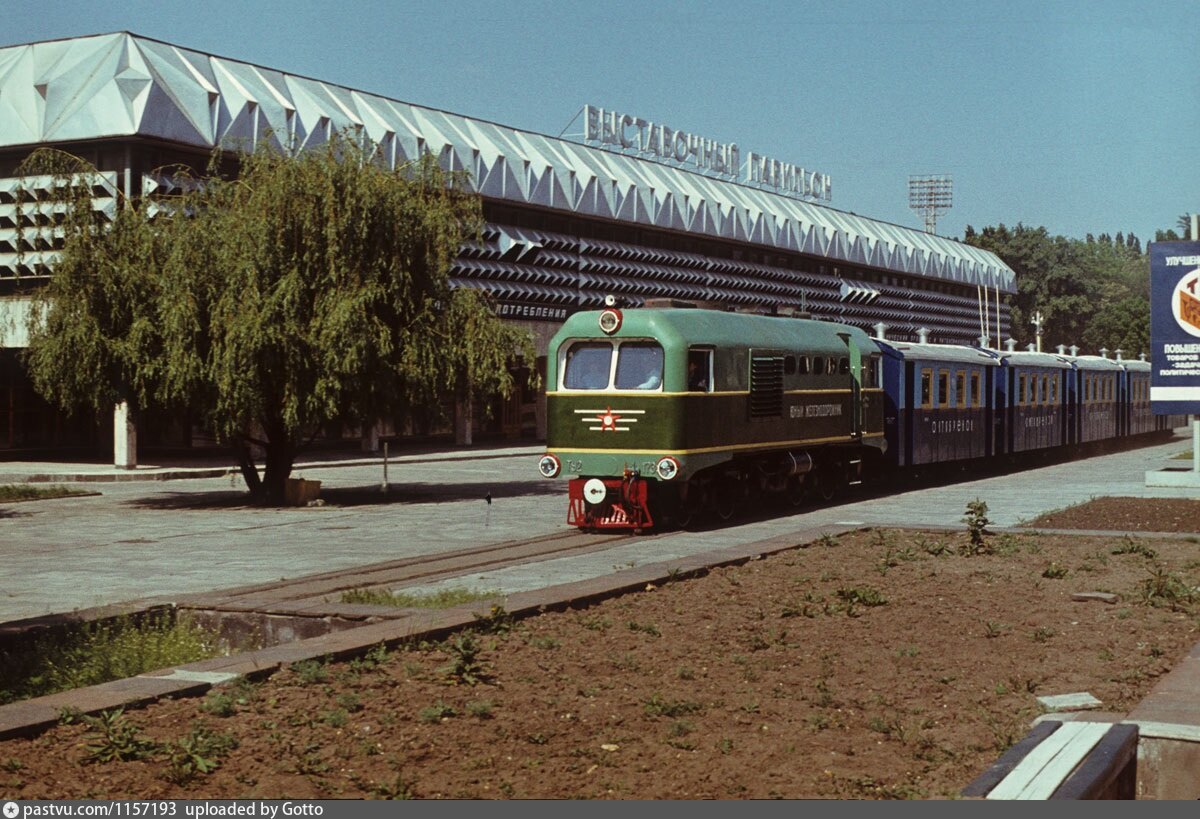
[962,720,1138,800]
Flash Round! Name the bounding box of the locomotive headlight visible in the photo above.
[598,308,623,335]
[655,456,680,481]
[537,454,561,478]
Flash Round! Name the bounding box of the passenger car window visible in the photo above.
[814,357,827,376]
[563,343,613,390]
[970,372,981,406]
[920,369,932,407]
[938,371,949,406]
[838,357,850,375]
[614,342,664,390]
[956,372,966,407]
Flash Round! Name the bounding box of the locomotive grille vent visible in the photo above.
[750,355,784,418]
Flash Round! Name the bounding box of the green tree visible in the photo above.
[18,133,533,504]
[964,222,1155,353]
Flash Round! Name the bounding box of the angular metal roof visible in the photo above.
[0,32,1015,291]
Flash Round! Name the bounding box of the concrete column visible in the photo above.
[113,401,136,469]
[454,395,473,446]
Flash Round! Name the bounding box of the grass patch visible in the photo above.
[0,484,91,502]
[340,586,501,608]
[0,613,223,704]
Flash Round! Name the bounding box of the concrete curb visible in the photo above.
[0,447,544,484]
[0,523,854,741]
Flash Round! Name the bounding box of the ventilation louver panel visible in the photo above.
[750,354,784,418]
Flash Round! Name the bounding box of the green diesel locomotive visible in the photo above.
[537,304,886,529]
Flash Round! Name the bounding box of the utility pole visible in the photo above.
[1030,310,1044,353]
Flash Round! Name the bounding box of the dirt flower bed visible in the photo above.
[3,525,1200,800]
[1026,496,1200,534]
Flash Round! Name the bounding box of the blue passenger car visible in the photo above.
[875,340,998,467]
[1119,358,1153,437]
[1068,355,1123,445]
[996,351,1072,454]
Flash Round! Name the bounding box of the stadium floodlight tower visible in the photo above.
[908,174,953,234]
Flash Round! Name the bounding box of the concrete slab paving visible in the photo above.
[1,433,1196,625]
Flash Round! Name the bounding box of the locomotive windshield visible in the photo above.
[614,343,663,390]
[562,341,664,391]
[563,343,613,390]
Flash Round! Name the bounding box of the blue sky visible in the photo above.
[3,0,1196,246]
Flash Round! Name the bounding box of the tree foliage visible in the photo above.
[18,133,534,504]
[963,222,1157,356]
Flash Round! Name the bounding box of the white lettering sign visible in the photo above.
[583,105,831,202]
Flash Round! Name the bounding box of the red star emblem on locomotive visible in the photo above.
[595,406,621,431]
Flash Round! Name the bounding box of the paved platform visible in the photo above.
[0,433,1196,626]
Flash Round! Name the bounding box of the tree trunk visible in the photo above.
[234,438,263,499]
[260,435,295,507]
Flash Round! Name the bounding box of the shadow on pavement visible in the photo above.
[125,480,565,510]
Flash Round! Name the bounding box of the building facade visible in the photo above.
[0,32,1014,455]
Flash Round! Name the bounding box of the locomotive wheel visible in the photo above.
[812,460,840,503]
[670,480,704,529]
[784,474,808,508]
[714,476,739,521]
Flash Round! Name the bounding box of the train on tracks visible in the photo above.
[536,302,1186,530]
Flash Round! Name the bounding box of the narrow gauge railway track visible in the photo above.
[174,529,648,620]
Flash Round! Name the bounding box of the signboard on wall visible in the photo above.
[1150,240,1200,414]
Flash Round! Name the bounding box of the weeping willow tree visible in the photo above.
[18,132,535,505]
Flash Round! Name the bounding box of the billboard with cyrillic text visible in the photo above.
[1150,241,1200,414]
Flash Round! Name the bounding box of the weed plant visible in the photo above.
[0,614,221,704]
[0,484,88,502]
[962,499,992,554]
[439,632,491,685]
[340,587,501,608]
[80,709,158,764]
[162,723,238,784]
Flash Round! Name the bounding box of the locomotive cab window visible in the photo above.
[563,341,664,391]
[687,348,712,392]
[563,343,613,390]
[614,342,664,391]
